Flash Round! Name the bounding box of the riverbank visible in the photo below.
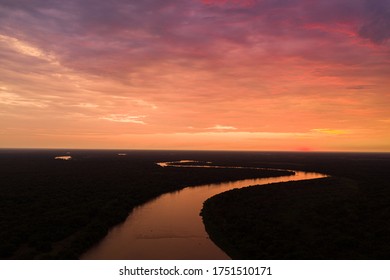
[81,169,324,259]
[0,149,292,259]
[2,150,388,259]
[201,153,390,259]
[201,177,361,259]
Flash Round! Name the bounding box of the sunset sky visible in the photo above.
[0,0,389,151]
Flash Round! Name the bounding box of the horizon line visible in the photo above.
[1,147,389,154]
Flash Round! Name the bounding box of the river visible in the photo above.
[81,162,327,259]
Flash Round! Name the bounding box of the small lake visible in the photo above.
[81,163,326,259]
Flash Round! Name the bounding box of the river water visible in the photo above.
[81,162,326,260]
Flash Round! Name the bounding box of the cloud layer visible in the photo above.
[1,0,389,151]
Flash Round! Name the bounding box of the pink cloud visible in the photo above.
[201,0,255,7]
[0,0,389,151]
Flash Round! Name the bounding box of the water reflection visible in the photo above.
[81,162,327,260]
[54,156,72,160]
[156,160,206,167]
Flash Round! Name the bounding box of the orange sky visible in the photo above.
[0,0,389,151]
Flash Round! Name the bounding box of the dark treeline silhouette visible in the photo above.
[0,149,291,259]
[201,152,390,259]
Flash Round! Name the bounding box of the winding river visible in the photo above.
[81,162,327,260]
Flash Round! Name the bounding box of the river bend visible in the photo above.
[81,162,326,259]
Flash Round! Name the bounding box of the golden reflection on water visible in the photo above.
[54,156,72,160]
[81,163,326,260]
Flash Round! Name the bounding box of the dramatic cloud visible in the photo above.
[358,0,390,43]
[0,0,389,151]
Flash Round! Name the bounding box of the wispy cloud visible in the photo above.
[0,34,57,63]
[207,125,237,130]
[71,103,99,108]
[311,128,351,135]
[0,91,48,108]
[100,114,146,124]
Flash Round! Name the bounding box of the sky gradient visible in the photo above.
[0,0,389,151]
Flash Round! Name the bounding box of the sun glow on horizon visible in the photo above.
[0,1,389,152]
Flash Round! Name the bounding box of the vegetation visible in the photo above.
[2,149,389,259]
[201,152,390,259]
[0,149,291,259]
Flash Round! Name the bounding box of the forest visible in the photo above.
[0,149,291,259]
[201,152,390,259]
